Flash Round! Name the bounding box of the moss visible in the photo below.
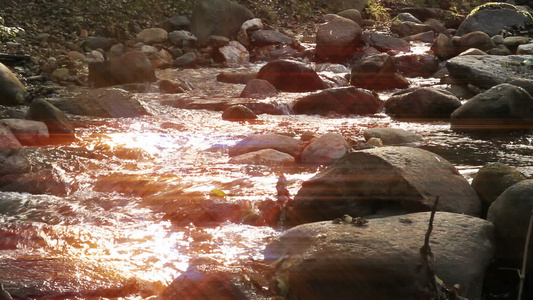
[467,2,533,21]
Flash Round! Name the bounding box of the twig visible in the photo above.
[518,208,533,300]
[420,195,441,300]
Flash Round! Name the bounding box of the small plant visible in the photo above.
[0,22,25,42]
[366,0,391,23]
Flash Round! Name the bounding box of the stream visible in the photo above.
[1,45,533,299]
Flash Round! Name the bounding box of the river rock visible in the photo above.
[399,7,439,22]
[136,28,168,44]
[0,122,22,156]
[256,59,327,92]
[168,30,197,47]
[228,148,295,165]
[217,41,249,66]
[80,36,113,51]
[456,3,532,37]
[1,119,49,146]
[190,0,254,45]
[222,104,257,121]
[456,31,495,53]
[0,62,27,106]
[160,259,276,300]
[431,33,456,60]
[173,52,197,68]
[362,31,410,52]
[250,30,292,47]
[315,14,362,63]
[487,179,533,269]
[265,212,495,300]
[385,87,462,119]
[159,78,194,94]
[350,53,409,90]
[517,43,533,54]
[472,162,526,216]
[229,133,303,158]
[446,55,533,89]
[300,133,349,165]
[53,88,151,118]
[26,99,76,144]
[239,79,277,99]
[391,21,432,38]
[292,86,383,116]
[284,146,481,226]
[88,51,157,88]
[392,53,439,78]
[337,9,363,25]
[450,83,533,130]
[326,0,367,12]
[161,15,190,32]
[393,12,422,24]
[237,18,263,46]
[363,128,423,146]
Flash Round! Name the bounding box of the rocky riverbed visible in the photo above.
[2,0,533,299]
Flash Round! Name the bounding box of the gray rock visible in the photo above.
[190,0,254,45]
[88,51,157,88]
[300,133,349,165]
[325,0,367,12]
[363,128,423,146]
[472,162,526,215]
[285,146,481,226]
[350,53,409,91]
[173,52,198,68]
[456,4,532,37]
[517,43,533,54]
[393,12,422,24]
[0,62,27,106]
[391,21,432,38]
[250,30,292,47]
[392,53,439,78]
[228,148,295,165]
[337,9,363,25]
[266,212,495,300]
[221,104,257,121]
[385,87,462,119]
[456,31,495,53]
[450,83,533,130]
[256,59,327,92]
[1,119,49,146]
[168,30,197,46]
[315,14,362,62]
[80,36,113,51]
[136,28,168,44]
[53,87,151,118]
[229,133,303,158]
[362,31,410,52]
[239,79,277,99]
[292,86,383,116]
[26,99,75,144]
[487,179,533,269]
[161,15,191,32]
[431,33,456,60]
[446,55,533,89]
[217,41,249,66]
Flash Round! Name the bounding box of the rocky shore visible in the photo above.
[2,0,533,299]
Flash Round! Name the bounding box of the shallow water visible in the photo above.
[1,61,533,299]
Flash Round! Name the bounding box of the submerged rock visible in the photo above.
[229,133,303,158]
[256,59,327,92]
[300,133,349,165]
[285,146,481,226]
[363,128,423,146]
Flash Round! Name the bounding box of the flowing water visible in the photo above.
[1,52,533,299]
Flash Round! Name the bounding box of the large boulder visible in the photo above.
[487,180,533,270]
[256,60,327,92]
[52,88,152,118]
[190,0,254,45]
[363,128,423,146]
[315,14,362,62]
[228,133,303,158]
[350,53,409,91]
[284,146,481,226]
[300,133,349,165]
[456,3,532,37]
[0,62,27,106]
[88,51,157,88]
[450,83,533,130]
[384,87,462,119]
[362,31,410,52]
[26,99,76,144]
[265,212,495,300]
[472,162,526,216]
[446,55,533,89]
[292,86,383,116]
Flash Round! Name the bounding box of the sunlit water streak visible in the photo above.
[1,59,533,298]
